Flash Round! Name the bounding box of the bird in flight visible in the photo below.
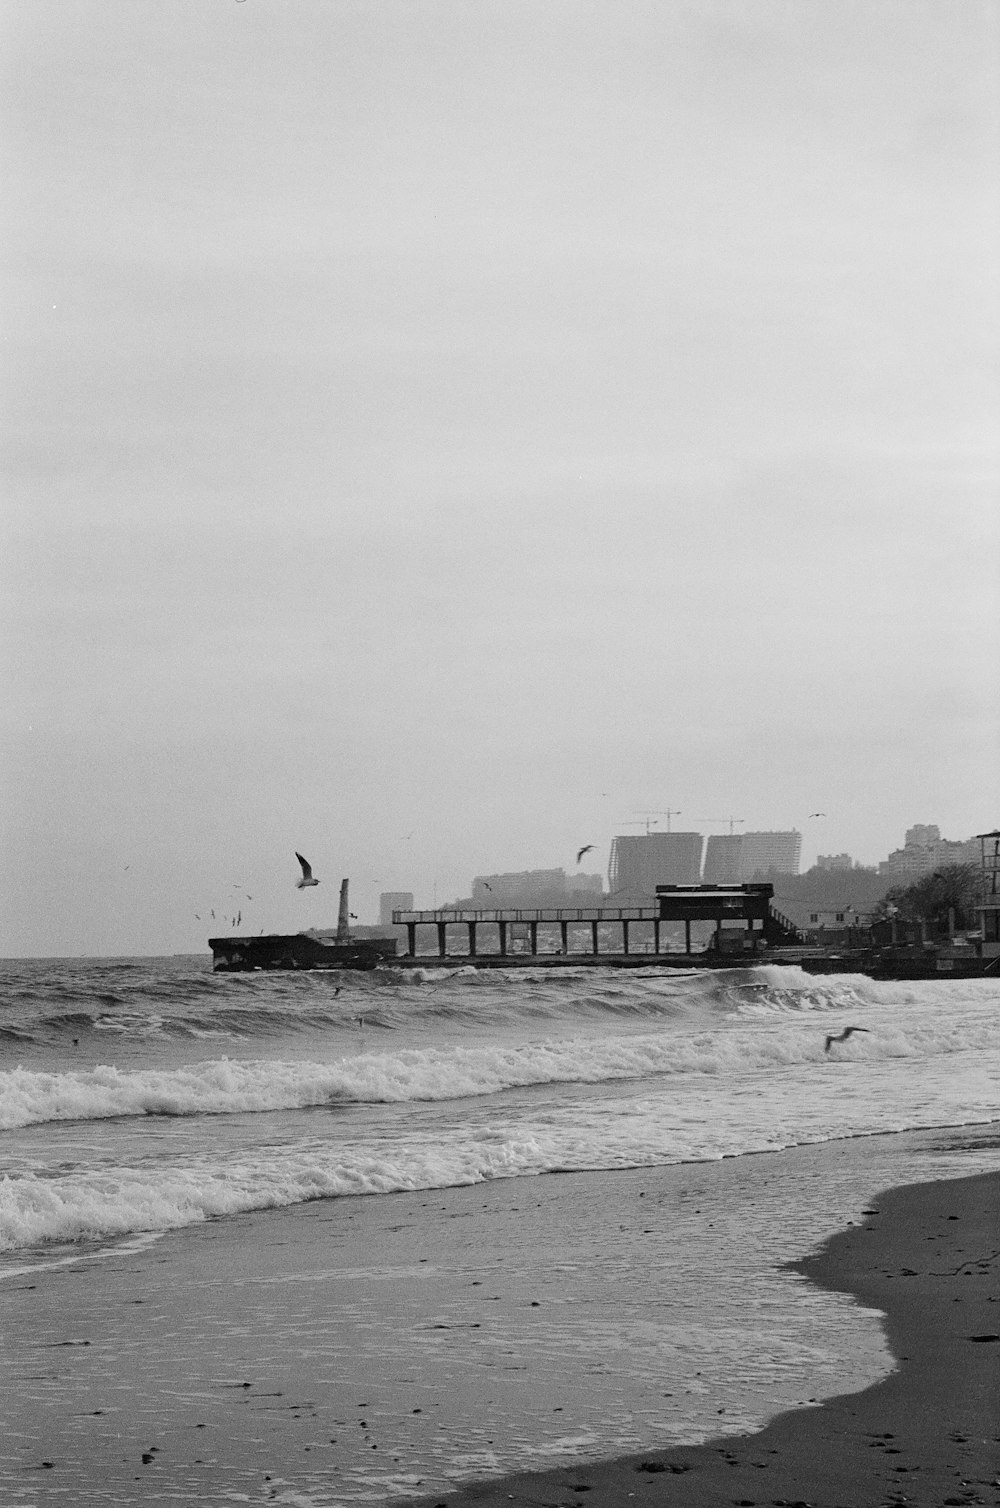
[295,853,320,889]
[824,1026,869,1052]
[576,844,595,864]
[809,812,827,818]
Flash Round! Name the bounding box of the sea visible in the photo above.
[1,955,999,1503]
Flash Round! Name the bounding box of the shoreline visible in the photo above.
[429,1167,1000,1508]
[1,1129,997,1505]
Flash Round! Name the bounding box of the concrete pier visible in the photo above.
[394,906,695,960]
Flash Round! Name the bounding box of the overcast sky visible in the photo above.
[3,0,998,955]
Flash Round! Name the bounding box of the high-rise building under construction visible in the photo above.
[608,832,704,901]
[702,834,744,884]
[702,831,802,882]
[736,830,802,878]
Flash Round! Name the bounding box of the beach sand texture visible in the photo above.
[2,1128,997,1507]
[443,1167,1000,1508]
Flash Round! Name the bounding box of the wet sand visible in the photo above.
[1,1131,997,1505]
[437,1170,1000,1508]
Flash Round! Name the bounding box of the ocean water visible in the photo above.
[2,957,998,1257]
[1,956,999,1501]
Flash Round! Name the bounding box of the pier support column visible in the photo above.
[437,922,447,958]
[654,919,660,954]
[684,919,691,955]
[407,923,416,957]
[468,922,477,957]
[622,919,630,955]
[592,920,599,954]
[499,921,508,957]
[560,920,569,954]
[529,921,538,954]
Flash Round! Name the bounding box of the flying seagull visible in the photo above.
[295,852,320,889]
[809,812,827,818]
[576,844,595,864]
[824,1026,869,1052]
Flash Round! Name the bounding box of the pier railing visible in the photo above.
[393,907,660,924]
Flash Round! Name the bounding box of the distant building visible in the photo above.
[470,869,603,907]
[702,834,743,884]
[379,891,414,928]
[608,832,703,901]
[736,830,802,879]
[778,900,873,939]
[816,853,854,871]
[879,826,980,881]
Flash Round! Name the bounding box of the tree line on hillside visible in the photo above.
[761,864,892,912]
[870,863,983,934]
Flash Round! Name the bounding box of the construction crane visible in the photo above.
[624,809,684,835]
[697,816,746,835]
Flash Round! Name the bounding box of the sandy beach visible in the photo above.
[1,1124,997,1506]
[440,1163,1000,1508]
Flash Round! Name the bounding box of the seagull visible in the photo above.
[809,812,827,818]
[295,853,320,889]
[824,1026,869,1052]
[576,844,595,864]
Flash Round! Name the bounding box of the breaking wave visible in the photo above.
[2,1001,997,1132]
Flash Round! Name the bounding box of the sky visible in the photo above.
[2,0,998,955]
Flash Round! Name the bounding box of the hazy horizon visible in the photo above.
[3,1,998,955]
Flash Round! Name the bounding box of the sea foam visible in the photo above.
[3,1000,996,1132]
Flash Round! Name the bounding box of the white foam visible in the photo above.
[2,984,998,1131]
[2,1034,996,1253]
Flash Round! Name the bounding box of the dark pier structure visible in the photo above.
[210,879,397,972]
[392,883,803,964]
[210,861,1000,979]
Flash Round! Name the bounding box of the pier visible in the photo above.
[210,879,997,978]
[392,906,663,959]
[392,885,802,959]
